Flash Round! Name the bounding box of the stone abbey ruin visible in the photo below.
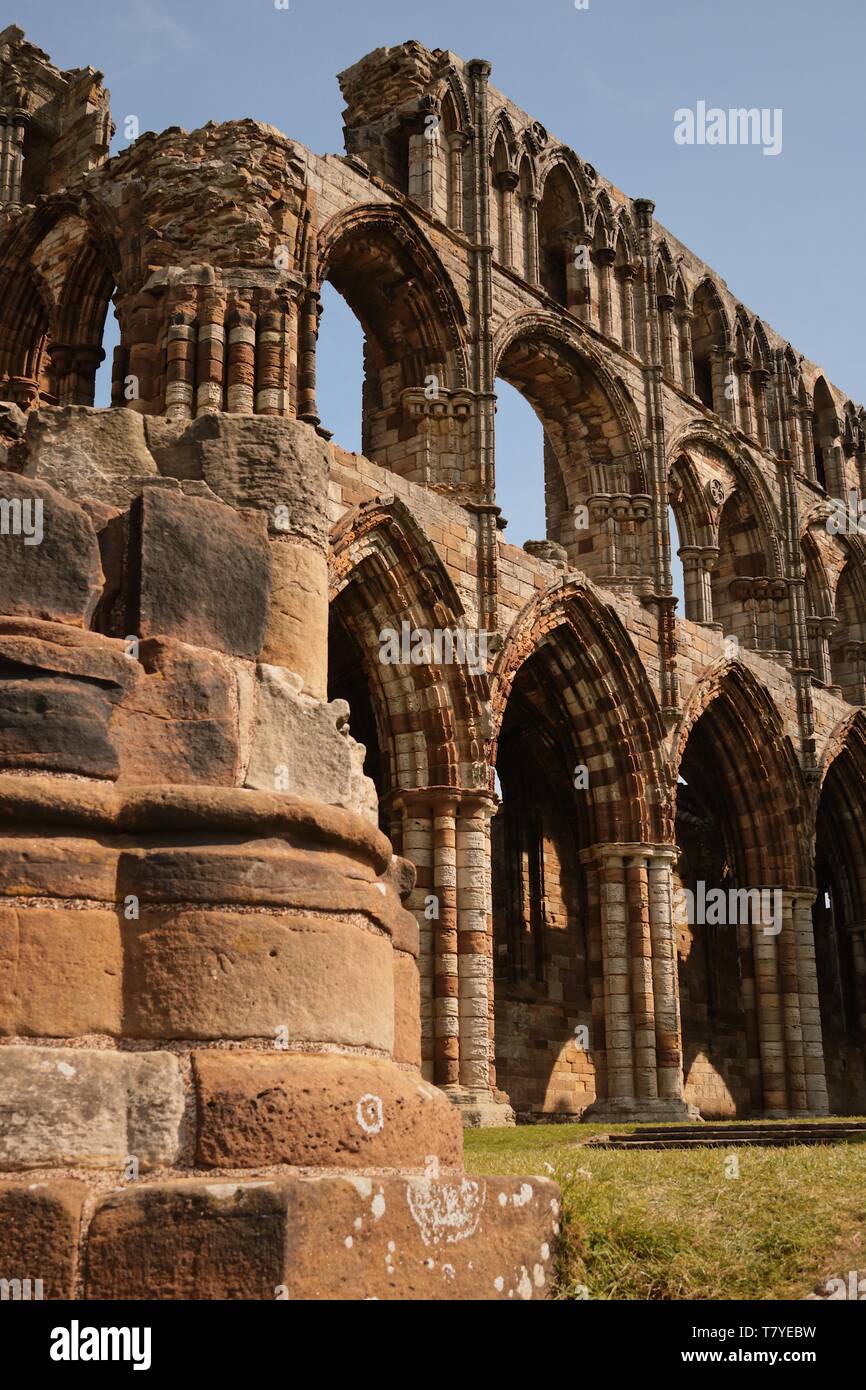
[0,25,864,1299]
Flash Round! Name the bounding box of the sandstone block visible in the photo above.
[135,487,271,659]
[84,1174,560,1300]
[0,1048,183,1171]
[244,663,377,820]
[113,637,239,785]
[86,1180,286,1300]
[123,911,394,1049]
[192,1052,461,1169]
[0,471,103,626]
[0,907,122,1036]
[23,406,159,503]
[0,1181,86,1298]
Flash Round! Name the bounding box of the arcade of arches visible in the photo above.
[3,28,866,1124]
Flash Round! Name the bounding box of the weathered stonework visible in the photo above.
[0,23,864,1296]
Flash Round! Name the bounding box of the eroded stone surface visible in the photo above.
[192,1051,462,1170]
[0,1048,183,1170]
[84,1175,560,1300]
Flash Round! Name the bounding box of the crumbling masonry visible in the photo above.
[0,25,864,1296]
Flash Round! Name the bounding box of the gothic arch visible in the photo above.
[690,277,732,411]
[0,195,121,408]
[812,711,866,1110]
[493,311,649,578]
[329,495,488,794]
[673,661,809,886]
[316,201,469,388]
[489,576,670,846]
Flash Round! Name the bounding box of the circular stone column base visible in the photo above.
[443,1087,516,1129]
[77,1173,560,1300]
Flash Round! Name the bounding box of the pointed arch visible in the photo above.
[494,310,650,580]
[673,660,809,885]
[812,710,866,1110]
[329,496,488,794]
[489,576,670,845]
[690,277,732,412]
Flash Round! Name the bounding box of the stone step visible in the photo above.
[592,1121,866,1151]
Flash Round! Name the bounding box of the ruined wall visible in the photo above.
[1,32,865,1129]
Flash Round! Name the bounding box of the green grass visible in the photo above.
[465,1121,866,1300]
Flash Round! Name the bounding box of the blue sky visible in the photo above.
[20,0,865,568]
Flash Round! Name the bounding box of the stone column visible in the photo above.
[395,794,436,1082]
[521,192,541,286]
[456,797,492,1092]
[592,246,616,337]
[226,305,256,414]
[793,891,830,1115]
[565,234,591,319]
[297,291,320,427]
[657,292,675,376]
[648,849,688,1104]
[626,850,657,1101]
[0,107,28,207]
[432,795,460,1090]
[712,346,737,426]
[255,298,292,416]
[581,843,696,1121]
[598,849,634,1101]
[407,103,437,214]
[195,290,227,416]
[677,311,696,396]
[752,368,771,449]
[779,891,808,1113]
[751,906,788,1115]
[735,357,754,435]
[447,132,469,232]
[493,168,518,268]
[164,310,196,421]
[616,263,637,354]
[679,545,717,624]
[799,406,817,482]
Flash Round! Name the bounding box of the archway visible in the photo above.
[813,718,866,1113]
[490,581,668,1118]
[674,665,809,1117]
[494,316,649,585]
[316,206,470,491]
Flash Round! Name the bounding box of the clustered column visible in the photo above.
[0,106,28,207]
[793,892,830,1115]
[582,844,694,1120]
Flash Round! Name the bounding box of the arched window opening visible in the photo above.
[493,378,547,550]
[318,215,465,491]
[831,563,866,703]
[812,378,839,494]
[327,607,385,832]
[491,133,517,270]
[669,505,687,617]
[691,281,726,413]
[537,165,582,307]
[316,280,364,454]
[0,265,51,409]
[712,490,785,655]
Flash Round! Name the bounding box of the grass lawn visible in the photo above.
[465,1121,866,1300]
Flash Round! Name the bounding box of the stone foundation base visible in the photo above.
[0,1173,560,1301]
[445,1087,517,1129]
[580,1096,702,1123]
